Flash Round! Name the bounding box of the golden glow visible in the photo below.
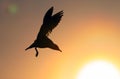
[1,1,120,79]
[76,60,120,79]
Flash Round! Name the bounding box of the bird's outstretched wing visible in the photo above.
[43,7,53,25]
[37,7,63,39]
[48,10,63,34]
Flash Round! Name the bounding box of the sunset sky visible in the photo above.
[1,0,120,79]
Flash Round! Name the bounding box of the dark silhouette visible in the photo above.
[25,7,63,57]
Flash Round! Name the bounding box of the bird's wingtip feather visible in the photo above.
[50,6,54,9]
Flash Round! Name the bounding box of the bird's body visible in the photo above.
[25,7,63,57]
[26,36,62,51]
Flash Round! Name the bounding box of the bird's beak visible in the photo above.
[59,49,62,52]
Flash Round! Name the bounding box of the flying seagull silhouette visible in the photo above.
[25,7,63,57]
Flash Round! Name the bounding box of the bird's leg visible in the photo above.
[35,47,39,57]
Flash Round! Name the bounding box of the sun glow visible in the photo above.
[76,60,120,79]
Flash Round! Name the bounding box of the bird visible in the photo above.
[25,6,63,57]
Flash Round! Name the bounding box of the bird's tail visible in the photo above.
[25,43,34,50]
[25,47,30,50]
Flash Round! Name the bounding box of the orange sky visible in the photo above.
[1,0,120,79]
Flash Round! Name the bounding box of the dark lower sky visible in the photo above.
[1,0,120,79]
